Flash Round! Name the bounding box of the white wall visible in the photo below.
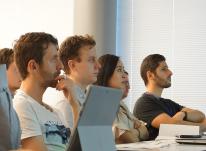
[0,0,74,105]
[74,0,117,57]
[0,0,74,48]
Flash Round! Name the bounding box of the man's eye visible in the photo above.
[117,68,122,72]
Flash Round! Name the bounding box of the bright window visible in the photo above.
[117,0,206,113]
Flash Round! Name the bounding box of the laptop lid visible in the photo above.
[67,85,122,151]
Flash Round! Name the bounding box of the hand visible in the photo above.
[55,75,77,106]
[134,120,147,129]
[134,120,142,129]
[138,124,149,140]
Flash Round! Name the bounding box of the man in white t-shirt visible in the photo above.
[13,32,80,151]
[43,35,100,128]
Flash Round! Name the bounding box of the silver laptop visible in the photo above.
[176,135,206,145]
[66,85,122,151]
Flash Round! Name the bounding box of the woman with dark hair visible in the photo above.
[96,54,149,144]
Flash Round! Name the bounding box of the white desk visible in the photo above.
[117,142,206,151]
[158,143,206,151]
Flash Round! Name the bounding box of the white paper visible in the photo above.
[116,140,170,150]
[159,124,199,137]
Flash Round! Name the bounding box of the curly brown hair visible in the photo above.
[59,35,96,74]
[13,32,58,80]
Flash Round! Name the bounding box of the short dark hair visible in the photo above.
[0,48,14,69]
[59,35,96,74]
[140,54,165,85]
[13,32,58,80]
[96,54,119,86]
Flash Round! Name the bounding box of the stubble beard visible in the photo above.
[155,76,171,88]
[40,71,60,89]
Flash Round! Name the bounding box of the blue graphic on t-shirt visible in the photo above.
[45,123,71,144]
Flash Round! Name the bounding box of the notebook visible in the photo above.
[66,85,122,151]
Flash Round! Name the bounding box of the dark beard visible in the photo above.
[40,66,60,88]
[161,82,171,88]
[155,75,171,88]
[49,79,58,88]
[48,72,60,88]
[40,71,60,88]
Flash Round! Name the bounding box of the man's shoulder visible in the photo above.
[13,90,30,105]
[137,93,158,102]
[161,97,175,103]
[13,90,37,113]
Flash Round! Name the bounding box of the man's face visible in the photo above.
[6,62,21,94]
[38,43,63,88]
[72,45,100,86]
[153,61,173,88]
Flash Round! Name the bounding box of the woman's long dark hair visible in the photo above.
[96,54,119,86]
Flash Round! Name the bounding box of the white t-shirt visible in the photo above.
[43,84,86,128]
[13,90,70,151]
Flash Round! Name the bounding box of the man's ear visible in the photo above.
[27,59,38,73]
[146,70,155,81]
[67,60,76,72]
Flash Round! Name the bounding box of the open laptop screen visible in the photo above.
[67,85,122,151]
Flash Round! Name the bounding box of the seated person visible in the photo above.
[0,64,21,150]
[13,32,80,151]
[43,35,100,129]
[0,48,21,96]
[96,54,149,144]
[133,54,206,140]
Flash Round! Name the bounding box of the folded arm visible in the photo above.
[114,121,149,144]
[181,107,205,123]
[151,112,206,132]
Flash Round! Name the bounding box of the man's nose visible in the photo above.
[95,60,101,69]
[169,69,173,76]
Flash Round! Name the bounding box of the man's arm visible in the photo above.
[117,129,140,144]
[21,136,47,151]
[56,76,80,128]
[151,112,183,128]
[55,100,74,128]
[67,93,80,128]
[181,107,205,122]
[151,112,206,132]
